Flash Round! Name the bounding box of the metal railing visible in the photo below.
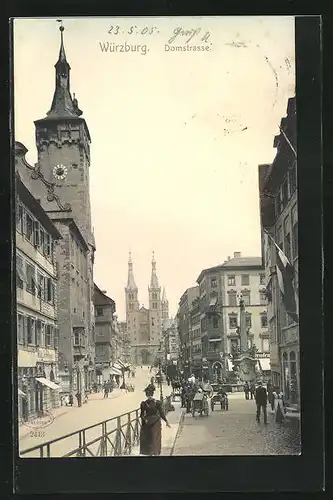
[20,408,141,458]
[20,395,173,458]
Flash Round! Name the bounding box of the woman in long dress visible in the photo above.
[139,386,170,456]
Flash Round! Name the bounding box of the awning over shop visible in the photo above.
[18,388,26,397]
[110,367,122,375]
[259,358,271,371]
[226,359,234,371]
[35,377,61,390]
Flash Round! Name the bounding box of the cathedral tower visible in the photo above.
[125,252,140,315]
[148,252,162,346]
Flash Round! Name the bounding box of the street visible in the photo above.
[19,367,171,457]
[172,393,301,455]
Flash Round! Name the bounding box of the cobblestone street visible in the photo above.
[172,393,301,455]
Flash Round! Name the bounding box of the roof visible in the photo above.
[16,173,62,240]
[49,216,89,252]
[196,256,263,282]
[94,283,116,307]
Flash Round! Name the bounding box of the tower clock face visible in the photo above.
[53,164,68,180]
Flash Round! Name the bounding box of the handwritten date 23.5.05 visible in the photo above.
[108,26,159,35]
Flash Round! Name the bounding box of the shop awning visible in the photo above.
[259,358,271,371]
[209,337,221,342]
[18,388,26,397]
[36,377,61,390]
[110,367,122,375]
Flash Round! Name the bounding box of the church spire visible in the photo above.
[127,252,137,290]
[162,287,167,303]
[150,251,159,288]
[47,21,82,118]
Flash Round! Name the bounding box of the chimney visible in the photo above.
[227,256,231,261]
[234,252,241,258]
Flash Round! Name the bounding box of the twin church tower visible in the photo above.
[125,252,169,365]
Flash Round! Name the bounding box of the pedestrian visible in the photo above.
[104,384,109,399]
[139,385,171,456]
[180,385,186,408]
[250,381,256,400]
[244,382,250,400]
[267,379,273,409]
[76,392,82,407]
[255,380,268,424]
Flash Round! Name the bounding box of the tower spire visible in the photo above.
[150,251,159,288]
[127,251,137,290]
[47,21,82,118]
[162,287,167,302]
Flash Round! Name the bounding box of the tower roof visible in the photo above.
[162,287,168,303]
[150,251,159,289]
[46,22,83,119]
[127,252,138,290]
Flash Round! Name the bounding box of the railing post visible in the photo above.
[77,430,83,457]
[115,416,122,456]
[100,422,107,456]
[125,413,132,455]
[134,409,140,445]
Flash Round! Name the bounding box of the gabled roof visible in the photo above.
[16,173,62,240]
[94,283,116,307]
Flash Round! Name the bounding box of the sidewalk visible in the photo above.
[19,389,123,440]
[130,401,184,456]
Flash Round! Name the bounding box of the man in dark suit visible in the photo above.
[255,381,268,424]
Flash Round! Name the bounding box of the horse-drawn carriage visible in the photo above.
[192,390,209,417]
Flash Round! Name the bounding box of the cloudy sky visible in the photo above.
[14,17,295,319]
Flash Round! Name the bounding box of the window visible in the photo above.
[289,161,297,194]
[16,255,24,289]
[27,317,35,344]
[259,292,266,306]
[259,273,265,285]
[213,316,218,328]
[284,233,291,261]
[211,277,217,288]
[39,228,45,253]
[25,214,33,243]
[46,278,53,303]
[95,307,104,316]
[153,302,157,309]
[17,314,24,344]
[44,233,51,258]
[229,315,237,329]
[282,179,289,208]
[37,273,44,299]
[227,275,235,286]
[36,320,42,346]
[129,303,134,310]
[261,314,268,328]
[26,263,36,294]
[228,291,237,307]
[262,338,270,353]
[33,221,40,247]
[241,274,250,286]
[245,313,252,328]
[16,204,23,233]
[45,325,53,346]
[242,291,251,306]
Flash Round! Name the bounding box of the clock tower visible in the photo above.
[34,24,92,244]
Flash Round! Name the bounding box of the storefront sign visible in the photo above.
[37,347,56,363]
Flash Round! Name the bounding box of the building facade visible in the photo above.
[177,253,268,381]
[125,252,169,365]
[176,286,199,377]
[16,173,62,421]
[15,26,96,401]
[259,96,299,405]
[94,284,116,383]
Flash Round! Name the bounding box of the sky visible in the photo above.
[13,17,295,320]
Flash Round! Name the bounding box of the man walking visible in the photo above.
[255,381,268,424]
[250,381,256,400]
[244,381,250,400]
